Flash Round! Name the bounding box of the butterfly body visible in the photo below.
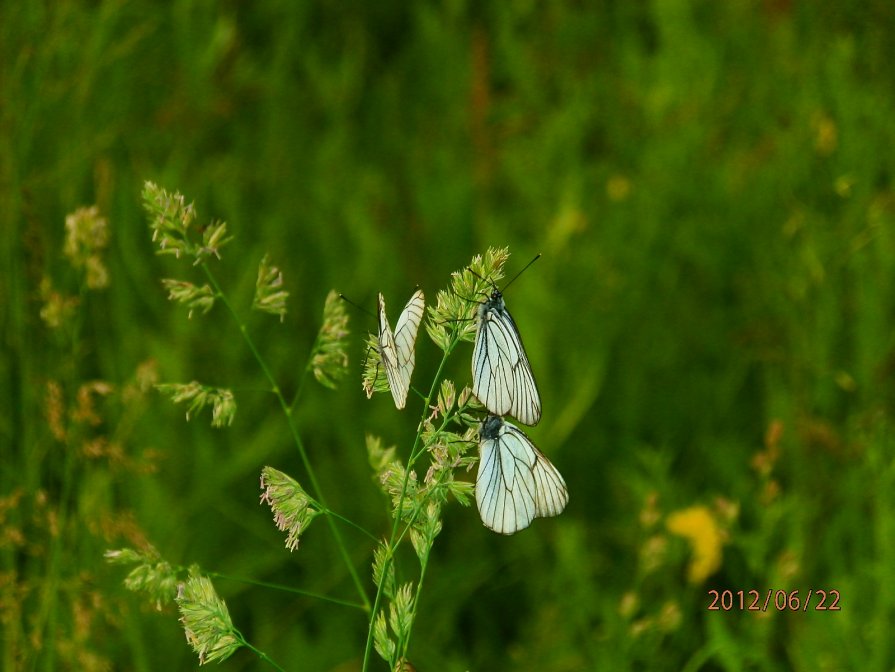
[472,289,541,426]
[476,414,567,535]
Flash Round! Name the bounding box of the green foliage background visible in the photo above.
[3,1,895,670]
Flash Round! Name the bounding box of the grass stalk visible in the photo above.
[200,264,372,613]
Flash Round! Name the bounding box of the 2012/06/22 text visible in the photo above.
[707,589,841,612]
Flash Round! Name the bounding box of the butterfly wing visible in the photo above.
[378,289,424,409]
[394,288,424,370]
[476,416,567,535]
[377,292,401,405]
[472,294,542,425]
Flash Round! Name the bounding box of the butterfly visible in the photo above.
[376,288,425,409]
[472,284,541,426]
[476,414,568,535]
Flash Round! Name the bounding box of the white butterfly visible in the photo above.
[476,414,568,535]
[472,288,541,426]
[376,289,425,409]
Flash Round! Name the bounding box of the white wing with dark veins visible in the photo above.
[472,293,541,425]
[476,416,567,534]
[378,289,424,409]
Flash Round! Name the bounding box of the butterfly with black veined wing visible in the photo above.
[375,288,425,409]
[471,256,542,426]
[476,414,568,535]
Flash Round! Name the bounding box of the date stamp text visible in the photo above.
[707,589,841,612]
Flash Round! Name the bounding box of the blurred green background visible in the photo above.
[4,1,895,670]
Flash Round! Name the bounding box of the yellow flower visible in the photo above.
[666,506,723,583]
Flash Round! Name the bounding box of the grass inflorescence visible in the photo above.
[110,184,528,670]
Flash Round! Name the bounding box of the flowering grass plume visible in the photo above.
[143,181,232,263]
[155,382,236,427]
[365,374,481,668]
[367,434,418,520]
[361,332,390,399]
[40,205,111,328]
[131,207,534,669]
[367,400,478,558]
[104,546,179,609]
[259,466,321,551]
[39,277,79,329]
[253,254,289,321]
[162,279,216,318]
[371,541,396,600]
[360,251,529,669]
[133,184,379,669]
[426,246,509,351]
[64,205,109,288]
[177,571,243,665]
[420,382,479,499]
[405,383,479,559]
[373,582,415,666]
[310,290,351,389]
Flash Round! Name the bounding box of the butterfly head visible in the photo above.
[479,414,504,441]
[479,288,505,314]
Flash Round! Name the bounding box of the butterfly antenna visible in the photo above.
[339,292,376,319]
[501,253,542,292]
[466,266,499,293]
[361,343,383,398]
[360,342,375,371]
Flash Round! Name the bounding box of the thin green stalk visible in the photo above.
[361,331,461,671]
[237,634,288,672]
[397,552,430,660]
[34,442,76,672]
[389,467,457,661]
[33,279,88,672]
[208,572,367,610]
[317,506,379,543]
[201,265,371,613]
[290,332,319,411]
